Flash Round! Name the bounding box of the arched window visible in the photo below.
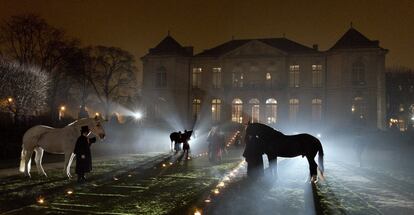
[155,66,167,87]
[265,98,277,124]
[312,99,322,121]
[232,98,243,123]
[192,67,202,88]
[352,62,365,85]
[249,98,260,123]
[211,99,221,122]
[192,99,201,120]
[289,98,299,122]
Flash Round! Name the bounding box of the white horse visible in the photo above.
[19,117,106,178]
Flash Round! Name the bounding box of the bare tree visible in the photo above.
[0,59,49,123]
[0,14,79,120]
[86,46,137,118]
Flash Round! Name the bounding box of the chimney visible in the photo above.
[312,44,319,51]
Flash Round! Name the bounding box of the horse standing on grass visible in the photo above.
[243,123,324,182]
[19,117,106,178]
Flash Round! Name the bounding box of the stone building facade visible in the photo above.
[386,69,414,131]
[141,27,388,132]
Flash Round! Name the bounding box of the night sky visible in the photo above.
[1,0,413,76]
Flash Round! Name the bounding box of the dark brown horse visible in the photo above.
[243,123,324,182]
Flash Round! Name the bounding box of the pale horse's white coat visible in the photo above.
[19,117,106,178]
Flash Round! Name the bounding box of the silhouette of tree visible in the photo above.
[84,46,137,118]
[0,14,79,120]
[0,59,49,123]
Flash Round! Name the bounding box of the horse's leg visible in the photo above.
[268,156,278,179]
[306,155,318,183]
[24,149,34,177]
[34,147,47,177]
[67,153,75,178]
[64,153,72,178]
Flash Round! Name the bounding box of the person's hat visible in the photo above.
[80,126,90,134]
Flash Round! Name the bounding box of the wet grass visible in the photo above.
[1,152,242,214]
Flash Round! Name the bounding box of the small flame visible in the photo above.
[37,196,45,204]
[213,189,220,195]
[194,209,202,215]
[66,189,73,195]
[162,163,166,167]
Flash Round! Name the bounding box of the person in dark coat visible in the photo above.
[74,126,96,183]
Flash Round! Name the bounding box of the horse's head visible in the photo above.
[242,128,264,162]
[183,130,193,141]
[74,117,106,139]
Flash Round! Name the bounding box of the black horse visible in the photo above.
[170,130,193,153]
[243,123,324,182]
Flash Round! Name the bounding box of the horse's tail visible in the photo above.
[20,126,45,173]
[317,140,325,175]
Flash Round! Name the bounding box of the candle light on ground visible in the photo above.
[37,196,45,204]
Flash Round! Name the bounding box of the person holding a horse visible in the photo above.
[74,126,96,183]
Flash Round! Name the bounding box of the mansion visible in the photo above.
[141,27,388,131]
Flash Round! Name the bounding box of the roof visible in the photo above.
[146,35,192,57]
[329,27,381,50]
[195,37,319,57]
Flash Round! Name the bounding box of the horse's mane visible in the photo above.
[67,118,94,127]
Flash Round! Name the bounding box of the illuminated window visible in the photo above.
[232,98,243,123]
[266,67,276,88]
[192,99,201,120]
[249,98,260,123]
[265,98,277,124]
[211,99,221,122]
[232,68,244,88]
[212,67,222,88]
[312,99,322,121]
[289,98,299,122]
[289,65,300,87]
[192,68,202,88]
[155,66,167,87]
[352,62,365,85]
[312,65,322,87]
[352,97,366,119]
[266,72,272,80]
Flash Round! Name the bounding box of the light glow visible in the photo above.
[37,196,45,204]
[133,112,143,120]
